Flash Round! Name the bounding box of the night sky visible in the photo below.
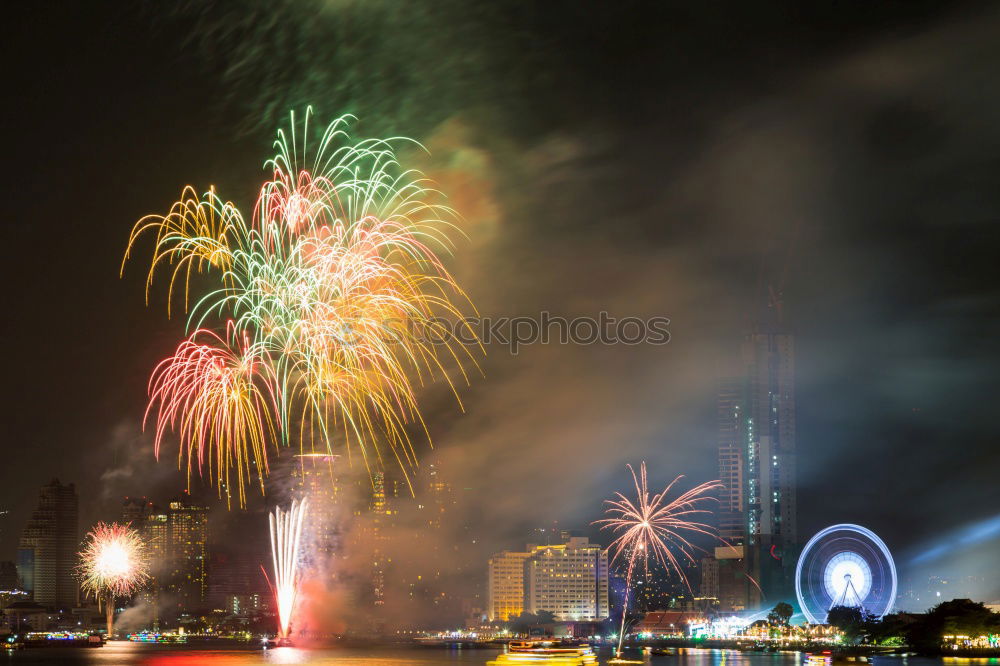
[3,1,999,606]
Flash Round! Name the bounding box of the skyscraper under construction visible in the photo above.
[704,323,798,610]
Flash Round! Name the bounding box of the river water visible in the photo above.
[2,643,994,666]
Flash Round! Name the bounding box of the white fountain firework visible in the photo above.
[269,497,308,638]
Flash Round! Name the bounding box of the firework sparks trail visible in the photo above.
[269,498,308,638]
[595,463,723,657]
[123,108,479,506]
[78,522,150,637]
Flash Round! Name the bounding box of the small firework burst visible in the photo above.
[595,463,723,656]
[79,522,150,599]
[78,522,150,637]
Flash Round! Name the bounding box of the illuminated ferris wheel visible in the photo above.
[795,524,897,624]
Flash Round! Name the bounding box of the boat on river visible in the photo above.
[488,640,598,665]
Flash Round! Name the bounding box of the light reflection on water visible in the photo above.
[0,643,976,666]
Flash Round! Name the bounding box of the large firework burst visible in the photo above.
[595,463,723,657]
[124,108,478,505]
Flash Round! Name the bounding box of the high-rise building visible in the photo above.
[487,550,532,621]
[711,325,798,608]
[0,561,20,591]
[119,494,209,622]
[717,379,746,545]
[0,509,10,551]
[292,454,341,559]
[700,545,760,611]
[630,559,685,612]
[700,557,719,599]
[206,547,267,615]
[121,498,168,625]
[487,536,610,622]
[144,506,170,626]
[370,471,393,607]
[357,461,473,626]
[16,480,78,609]
[741,328,797,550]
[166,494,209,614]
[421,464,453,530]
[121,496,155,527]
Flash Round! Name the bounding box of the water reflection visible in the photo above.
[0,644,976,666]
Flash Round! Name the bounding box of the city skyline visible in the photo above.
[0,449,993,638]
[0,317,994,618]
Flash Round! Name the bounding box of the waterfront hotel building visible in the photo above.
[488,536,609,622]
